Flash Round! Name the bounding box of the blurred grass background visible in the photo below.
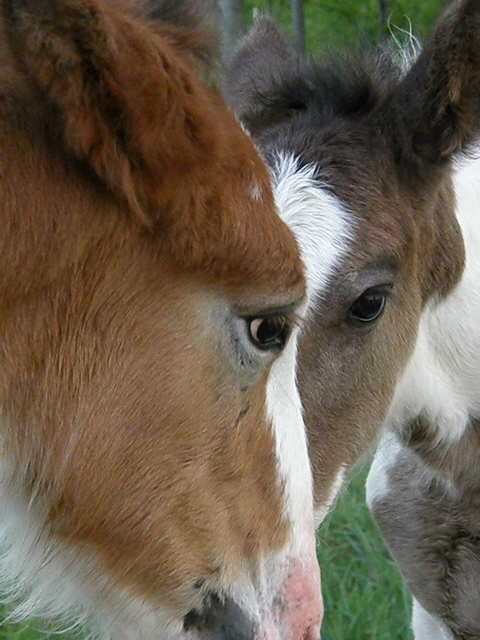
[317,463,413,640]
[242,0,446,52]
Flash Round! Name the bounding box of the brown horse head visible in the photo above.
[0,1,322,638]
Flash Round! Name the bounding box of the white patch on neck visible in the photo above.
[271,152,353,308]
[386,154,480,444]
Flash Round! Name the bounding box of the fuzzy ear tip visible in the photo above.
[245,14,283,43]
[235,13,297,67]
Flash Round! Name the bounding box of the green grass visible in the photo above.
[0,615,76,640]
[242,0,447,52]
[318,462,413,640]
[0,462,412,639]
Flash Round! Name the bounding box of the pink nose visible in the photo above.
[257,550,323,640]
[275,557,323,640]
[183,551,322,640]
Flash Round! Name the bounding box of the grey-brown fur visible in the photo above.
[403,417,480,492]
[224,3,475,505]
[372,444,480,639]
[225,0,480,636]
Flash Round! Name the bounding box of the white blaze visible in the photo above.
[271,152,353,307]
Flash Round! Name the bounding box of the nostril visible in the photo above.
[183,592,255,640]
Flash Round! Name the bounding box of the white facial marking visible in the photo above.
[386,154,480,445]
[263,150,353,615]
[263,333,322,633]
[271,152,353,308]
[266,328,313,530]
[411,599,454,640]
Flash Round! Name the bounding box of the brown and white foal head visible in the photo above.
[224,0,480,519]
[0,1,322,638]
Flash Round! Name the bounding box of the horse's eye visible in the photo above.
[347,287,390,325]
[248,315,289,351]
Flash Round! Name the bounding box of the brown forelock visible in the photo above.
[0,0,303,618]
[1,0,304,297]
[371,448,480,639]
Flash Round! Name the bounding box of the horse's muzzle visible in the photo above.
[183,535,322,640]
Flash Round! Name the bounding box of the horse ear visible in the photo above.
[2,0,219,226]
[223,16,302,137]
[391,0,480,170]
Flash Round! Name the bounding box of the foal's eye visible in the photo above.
[347,286,390,325]
[248,315,290,351]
